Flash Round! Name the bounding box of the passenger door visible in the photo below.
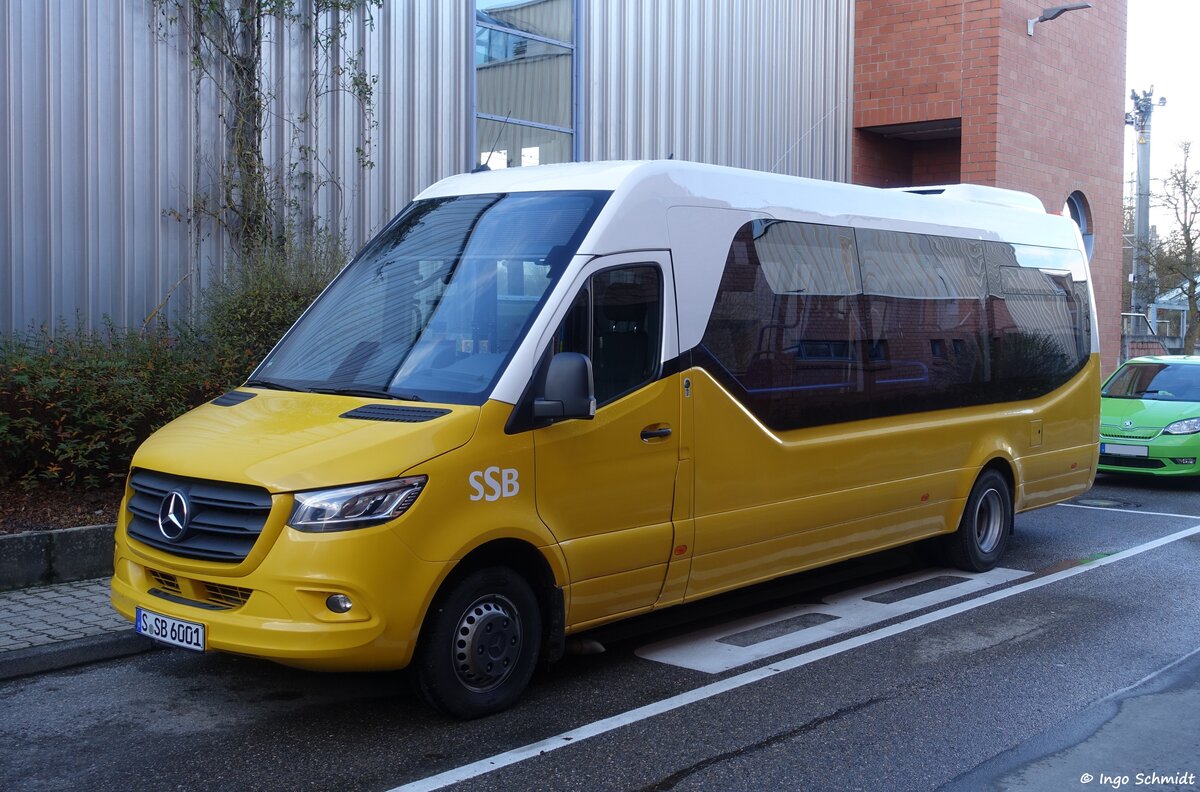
[532,253,681,626]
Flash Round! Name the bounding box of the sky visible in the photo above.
[1124,0,1199,228]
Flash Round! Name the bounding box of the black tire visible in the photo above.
[945,468,1013,572]
[412,566,541,719]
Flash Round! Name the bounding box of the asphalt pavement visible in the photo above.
[1,476,1197,791]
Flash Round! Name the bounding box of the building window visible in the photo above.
[475,0,578,168]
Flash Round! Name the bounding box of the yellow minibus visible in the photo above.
[111,161,1099,717]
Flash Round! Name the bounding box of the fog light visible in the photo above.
[325,594,353,614]
[1171,458,1197,466]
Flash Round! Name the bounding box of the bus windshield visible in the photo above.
[252,190,609,404]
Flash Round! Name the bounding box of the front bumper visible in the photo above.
[1098,434,1200,477]
[111,520,446,672]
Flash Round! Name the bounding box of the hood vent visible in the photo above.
[212,391,257,407]
[340,404,451,423]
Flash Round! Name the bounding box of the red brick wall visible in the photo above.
[853,131,915,187]
[992,1,1126,375]
[912,138,962,184]
[854,0,965,130]
[853,134,961,187]
[852,0,1127,374]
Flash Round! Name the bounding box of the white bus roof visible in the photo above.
[417,160,1084,253]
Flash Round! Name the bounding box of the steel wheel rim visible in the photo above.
[974,488,1005,554]
[452,594,523,693]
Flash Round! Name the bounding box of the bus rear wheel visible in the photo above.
[413,566,542,719]
[946,469,1012,572]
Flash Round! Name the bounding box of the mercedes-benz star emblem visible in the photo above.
[157,491,190,541]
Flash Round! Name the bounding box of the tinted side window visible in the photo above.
[697,221,1091,431]
[856,229,990,415]
[697,221,867,429]
[985,243,1090,401]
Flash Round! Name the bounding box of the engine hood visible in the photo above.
[131,389,481,492]
[1100,396,1200,429]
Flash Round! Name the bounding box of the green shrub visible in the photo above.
[196,232,347,386]
[0,233,347,488]
[0,322,214,488]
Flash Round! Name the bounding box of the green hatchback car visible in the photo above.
[1099,355,1200,477]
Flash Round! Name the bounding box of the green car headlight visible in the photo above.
[289,476,427,532]
[1163,418,1200,435]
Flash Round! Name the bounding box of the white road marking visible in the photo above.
[636,567,1027,672]
[1058,502,1200,520]
[389,522,1200,792]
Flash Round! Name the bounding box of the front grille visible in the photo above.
[127,470,274,563]
[142,565,255,610]
[1099,455,1165,469]
[1100,425,1161,440]
[203,582,253,608]
[146,568,182,594]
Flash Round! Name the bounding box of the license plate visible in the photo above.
[1101,443,1149,458]
[136,607,206,652]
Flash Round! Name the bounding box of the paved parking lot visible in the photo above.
[2,474,1198,792]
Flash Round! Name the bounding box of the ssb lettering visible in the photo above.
[468,467,520,501]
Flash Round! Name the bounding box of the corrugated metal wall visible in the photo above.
[1,0,850,335]
[1,1,197,333]
[0,0,472,334]
[583,0,853,181]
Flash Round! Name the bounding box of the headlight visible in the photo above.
[1163,418,1200,435]
[289,476,427,532]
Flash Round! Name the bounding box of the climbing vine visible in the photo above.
[152,0,382,259]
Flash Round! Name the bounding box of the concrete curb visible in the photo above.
[0,524,115,592]
[0,631,157,681]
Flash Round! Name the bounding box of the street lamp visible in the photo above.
[1027,3,1092,36]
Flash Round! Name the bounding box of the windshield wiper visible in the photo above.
[306,386,425,402]
[243,378,298,392]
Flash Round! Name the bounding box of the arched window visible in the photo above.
[1063,191,1094,260]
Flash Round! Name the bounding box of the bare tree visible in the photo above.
[1147,142,1200,353]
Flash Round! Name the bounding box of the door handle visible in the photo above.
[640,426,672,441]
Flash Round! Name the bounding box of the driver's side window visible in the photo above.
[551,266,663,405]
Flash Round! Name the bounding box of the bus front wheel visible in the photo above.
[412,566,542,719]
[946,469,1012,572]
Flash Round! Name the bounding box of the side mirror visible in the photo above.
[533,352,596,420]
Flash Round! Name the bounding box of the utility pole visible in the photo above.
[1125,87,1166,317]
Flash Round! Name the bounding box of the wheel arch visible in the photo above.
[980,456,1016,501]
[968,455,1016,532]
[419,538,567,666]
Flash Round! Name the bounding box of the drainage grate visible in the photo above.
[718,613,839,647]
[1072,497,1139,509]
